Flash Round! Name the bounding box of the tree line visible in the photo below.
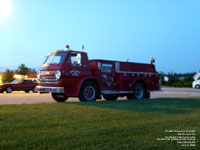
[160,72,195,87]
[2,64,29,83]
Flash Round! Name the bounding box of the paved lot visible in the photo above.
[151,88,200,98]
[0,88,200,105]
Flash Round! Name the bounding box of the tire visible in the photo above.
[195,85,200,89]
[134,83,145,99]
[79,82,97,101]
[126,83,145,100]
[103,94,118,100]
[51,93,68,102]
[6,87,12,93]
[32,87,38,93]
[25,90,30,93]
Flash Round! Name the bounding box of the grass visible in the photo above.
[0,98,200,150]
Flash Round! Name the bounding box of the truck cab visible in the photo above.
[36,49,99,102]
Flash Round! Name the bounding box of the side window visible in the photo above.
[22,80,27,84]
[71,54,78,65]
[25,80,31,84]
[67,53,82,66]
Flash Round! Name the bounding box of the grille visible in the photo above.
[40,77,58,84]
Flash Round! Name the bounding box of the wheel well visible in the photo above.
[6,86,12,90]
[134,80,147,91]
[80,79,101,99]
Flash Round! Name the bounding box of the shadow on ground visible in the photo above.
[65,98,200,114]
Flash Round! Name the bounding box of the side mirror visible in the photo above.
[77,53,82,66]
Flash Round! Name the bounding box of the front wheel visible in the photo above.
[79,82,97,101]
[6,87,12,93]
[51,93,68,102]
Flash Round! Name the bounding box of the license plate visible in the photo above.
[41,88,51,92]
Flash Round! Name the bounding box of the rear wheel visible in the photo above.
[6,87,12,93]
[103,94,118,100]
[79,82,97,101]
[25,90,30,93]
[134,83,145,99]
[126,83,145,100]
[51,93,68,102]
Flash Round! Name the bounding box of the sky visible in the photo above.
[0,0,200,73]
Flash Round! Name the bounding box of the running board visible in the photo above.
[102,90,133,95]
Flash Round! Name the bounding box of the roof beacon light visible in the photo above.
[151,56,155,64]
[65,45,70,51]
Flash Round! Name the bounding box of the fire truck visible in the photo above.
[36,45,160,102]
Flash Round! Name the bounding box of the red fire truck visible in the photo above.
[36,45,160,102]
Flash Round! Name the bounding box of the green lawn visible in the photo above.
[0,98,199,150]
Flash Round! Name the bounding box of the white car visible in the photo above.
[193,80,200,89]
[193,72,200,89]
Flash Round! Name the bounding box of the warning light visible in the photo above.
[151,56,155,64]
[65,45,70,51]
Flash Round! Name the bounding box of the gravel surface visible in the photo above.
[0,88,200,105]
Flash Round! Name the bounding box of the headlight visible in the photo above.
[55,71,61,79]
[37,71,41,79]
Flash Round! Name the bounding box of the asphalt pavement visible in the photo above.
[0,87,200,105]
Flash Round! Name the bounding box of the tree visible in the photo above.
[16,64,29,76]
[2,69,14,83]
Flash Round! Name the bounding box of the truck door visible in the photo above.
[16,80,30,91]
[66,52,82,94]
[100,63,115,91]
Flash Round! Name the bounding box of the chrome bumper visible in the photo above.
[36,86,64,93]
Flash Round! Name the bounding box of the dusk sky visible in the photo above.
[0,0,199,73]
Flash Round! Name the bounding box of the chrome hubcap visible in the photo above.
[7,87,12,93]
[84,86,95,101]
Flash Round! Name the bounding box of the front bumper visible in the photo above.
[36,86,64,93]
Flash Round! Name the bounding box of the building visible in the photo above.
[0,72,5,84]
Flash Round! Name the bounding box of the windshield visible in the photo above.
[43,52,67,64]
[11,79,22,84]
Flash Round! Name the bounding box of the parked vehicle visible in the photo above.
[192,72,200,89]
[36,45,160,102]
[0,79,38,93]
